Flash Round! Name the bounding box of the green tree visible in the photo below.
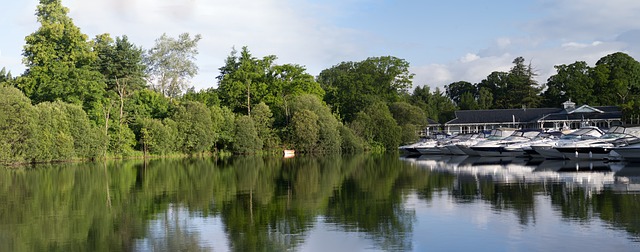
[289,94,342,152]
[445,81,476,106]
[290,109,320,152]
[591,52,640,105]
[211,106,236,151]
[458,91,479,110]
[267,63,325,124]
[172,101,214,154]
[182,87,220,107]
[252,102,280,149]
[542,61,594,107]
[233,115,263,153]
[0,86,37,164]
[351,101,401,150]
[477,87,493,109]
[19,0,105,115]
[507,57,542,108]
[318,56,414,122]
[145,33,201,98]
[477,71,509,109]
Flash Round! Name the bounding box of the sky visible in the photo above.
[2,0,640,92]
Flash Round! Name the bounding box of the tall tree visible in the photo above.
[94,34,146,153]
[542,61,594,107]
[317,56,413,122]
[19,0,105,114]
[591,52,640,105]
[145,33,201,98]
[507,57,542,108]
[477,71,509,109]
[217,46,273,115]
[445,81,476,106]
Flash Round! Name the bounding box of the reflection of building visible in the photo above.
[442,100,622,134]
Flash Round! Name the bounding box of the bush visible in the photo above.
[233,115,262,154]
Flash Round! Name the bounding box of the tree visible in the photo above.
[289,94,342,152]
[507,57,542,108]
[233,115,262,154]
[351,101,401,150]
[542,61,594,107]
[94,34,147,154]
[317,56,414,122]
[445,81,476,106]
[172,101,214,154]
[266,63,324,124]
[182,87,220,107]
[252,102,280,149]
[290,110,320,152]
[591,52,640,105]
[0,86,37,164]
[19,0,105,115]
[458,92,479,110]
[477,87,493,109]
[145,33,201,98]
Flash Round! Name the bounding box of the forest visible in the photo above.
[2,0,640,165]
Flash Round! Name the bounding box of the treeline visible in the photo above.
[2,0,640,164]
[443,54,640,123]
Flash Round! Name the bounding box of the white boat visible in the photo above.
[446,133,485,155]
[471,129,537,157]
[554,126,640,160]
[612,139,640,162]
[414,133,450,155]
[531,127,604,159]
[458,128,516,156]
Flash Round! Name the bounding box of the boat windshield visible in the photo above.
[561,128,602,139]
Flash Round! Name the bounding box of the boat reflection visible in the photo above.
[400,154,640,193]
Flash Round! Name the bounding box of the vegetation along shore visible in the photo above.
[2,0,640,166]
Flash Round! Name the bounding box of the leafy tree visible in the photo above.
[289,94,341,152]
[338,125,365,153]
[388,102,427,126]
[0,86,37,164]
[211,106,236,151]
[430,87,457,123]
[145,33,201,98]
[0,67,13,85]
[182,87,220,107]
[445,81,476,106]
[477,71,509,109]
[233,115,262,154]
[542,61,594,107]
[19,0,105,115]
[172,101,214,154]
[477,87,493,109]
[135,117,176,155]
[591,52,640,105]
[351,101,401,150]
[290,109,320,152]
[127,89,172,120]
[266,63,325,124]
[458,91,479,110]
[318,56,414,122]
[252,102,280,149]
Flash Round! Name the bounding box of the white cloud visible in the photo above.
[61,0,366,89]
[459,53,480,63]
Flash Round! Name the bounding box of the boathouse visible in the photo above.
[442,100,622,134]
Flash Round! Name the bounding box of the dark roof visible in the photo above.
[446,105,622,125]
[426,118,439,125]
[446,108,561,125]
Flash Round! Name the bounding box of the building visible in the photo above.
[442,100,622,135]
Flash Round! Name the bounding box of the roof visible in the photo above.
[445,105,622,125]
[446,108,560,125]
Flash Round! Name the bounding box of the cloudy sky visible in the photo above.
[2,0,640,91]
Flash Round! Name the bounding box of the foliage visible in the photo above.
[233,115,263,154]
[351,101,401,150]
[182,87,220,107]
[290,110,320,152]
[252,102,280,149]
[289,94,342,152]
[172,101,215,154]
[317,56,414,122]
[145,33,201,98]
[19,0,105,115]
[339,125,365,153]
[0,86,37,164]
[134,117,176,155]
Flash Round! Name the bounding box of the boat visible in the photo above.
[554,126,640,160]
[470,128,536,157]
[531,126,604,159]
[456,128,516,156]
[414,133,450,155]
[612,139,640,162]
[446,133,486,155]
[283,149,295,158]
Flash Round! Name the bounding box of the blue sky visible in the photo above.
[2,0,640,91]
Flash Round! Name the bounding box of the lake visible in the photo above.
[1,153,640,251]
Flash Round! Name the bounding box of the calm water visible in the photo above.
[1,154,640,252]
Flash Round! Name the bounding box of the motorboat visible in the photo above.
[446,133,486,155]
[554,126,640,160]
[531,126,604,159]
[471,129,540,157]
[414,133,450,155]
[461,128,518,156]
[612,139,640,162]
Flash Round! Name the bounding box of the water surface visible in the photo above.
[1,154,640,251]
